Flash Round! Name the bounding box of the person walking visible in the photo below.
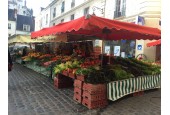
[8,50,13,71]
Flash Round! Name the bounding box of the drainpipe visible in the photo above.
[103,0,106,18]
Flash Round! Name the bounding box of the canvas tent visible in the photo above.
[31,14,161,41]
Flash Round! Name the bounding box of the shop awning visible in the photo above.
[8,34,67,44]
[31,14,161,40]
[147,39,161,47]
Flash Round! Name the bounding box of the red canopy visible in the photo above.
[147,39,161,47]
[31,15,161,40]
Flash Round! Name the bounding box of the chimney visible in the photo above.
[24,0,26,7]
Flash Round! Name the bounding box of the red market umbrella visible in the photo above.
[31,14,161,40]
[147,39,161,47]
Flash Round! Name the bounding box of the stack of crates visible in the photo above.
[73,79,83,103]
[81,83,108,109]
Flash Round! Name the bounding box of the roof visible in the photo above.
[31,14,161,41]
[8,1,17,5]
[8,9,16,21]
[16,15,35,32]
[147,39,161,47]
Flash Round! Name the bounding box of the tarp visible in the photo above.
[147,39,161,47]
[8,34,67,44]
[31,14,161,40]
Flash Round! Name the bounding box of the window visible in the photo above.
[114,0,126,18]
[70,14,74,20]
[23,24,30,31]
[53,7,56,18]
[71,0,75,8]
[23,11,25,14]
[8,34,11,37]
[84,7,89,16]
[40,18,43,28]
[8,23,11,29]
[46,14,48,24]
[53,23,55,26]
[61,1,65,13]
[61,19,64,23]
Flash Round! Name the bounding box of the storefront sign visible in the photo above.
[105,46,110,55]
[95,40,100,46]
[135,16,145,25]
[121,52,125,58]
[114,46,120,56]
[137,45,142,50]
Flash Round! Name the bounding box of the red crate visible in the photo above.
[83,83,106,94]
[54,77,73,89]
[68,73,76,79]
[74,87,82,95]
[82,91,107,101]
[82,98,108,109]
[56,73,68,80]
[74,80,83,88]
[54,82,73,89]
[73,93,82,103]
[54,77,73,84]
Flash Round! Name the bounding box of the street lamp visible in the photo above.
[92,6,104,15]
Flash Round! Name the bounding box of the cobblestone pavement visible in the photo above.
[9,64,161,115]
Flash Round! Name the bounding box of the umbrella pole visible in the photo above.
[101,40,104,67]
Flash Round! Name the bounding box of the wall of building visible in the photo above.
[34,0,161,61]
[8,21,16,36]
[115,0,161,61]
[34,16,41,31]
[50,0,104,26]
[8,4,17,9]
[8,0,34,40]
[104,0,115,19]
[41,8,51,28]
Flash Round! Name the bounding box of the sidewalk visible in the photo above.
[8,64,161,115]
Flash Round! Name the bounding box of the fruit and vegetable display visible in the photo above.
[53,56,160,84]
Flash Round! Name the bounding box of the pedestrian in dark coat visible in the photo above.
[8,50,13,71]
[22,46,27,57]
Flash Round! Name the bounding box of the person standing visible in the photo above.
[8,50,13,71]
[22,46,27,57]
[22,46,27,64]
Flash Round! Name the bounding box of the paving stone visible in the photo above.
[9,64,161,115]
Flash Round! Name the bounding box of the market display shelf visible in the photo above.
[107,74,161,101]
[15,59,22,64]
[23,64,50,77]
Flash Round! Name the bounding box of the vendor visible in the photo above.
[73,45,81,56]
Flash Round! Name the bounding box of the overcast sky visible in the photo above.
[26,0,51,16]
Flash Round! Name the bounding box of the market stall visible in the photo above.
[29,14,161,109]
[147,39,161,47]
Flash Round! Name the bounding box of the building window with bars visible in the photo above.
[23,24,30,31]
[53,7,56,18]
[46,14,48,24]
[61,1,65,13]
[84,7,89,16]
[8,23,11,29]
[114,0,126,18]
[70,14,74,20]
[71,0,75,8]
